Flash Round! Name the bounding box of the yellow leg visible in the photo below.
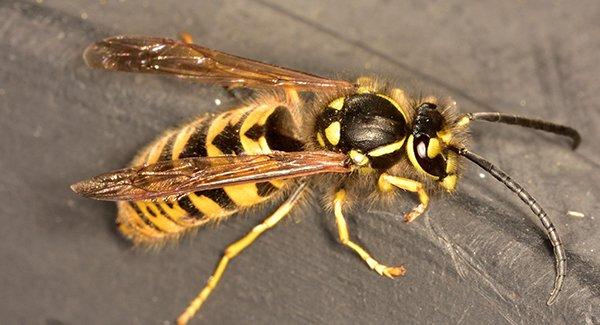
[333,189,405,278]
[177,183,307,325]
[378,173,430,223]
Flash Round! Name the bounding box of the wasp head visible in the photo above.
[407,102,459,191]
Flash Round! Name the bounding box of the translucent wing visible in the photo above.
[71,151,350,201]
[84,36,355,90]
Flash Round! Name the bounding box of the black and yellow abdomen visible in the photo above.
[117,101,303,245]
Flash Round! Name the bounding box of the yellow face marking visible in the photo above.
[437,130,453,144]
[328,97,344,110]
[324,121,341,146]
[223,184,267,207]
[426,138,442,158]
[316,132,326,147]
[406,135,432,177]
[367,139,405,157]
[349,150,369,166]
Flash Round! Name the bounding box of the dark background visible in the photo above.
[1,1,599,324]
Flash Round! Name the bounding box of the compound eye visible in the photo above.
[418,103,437,110]
[412,134,447,178]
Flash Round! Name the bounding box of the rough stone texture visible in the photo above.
[1,1,599,324]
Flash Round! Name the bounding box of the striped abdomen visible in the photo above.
[117,101,303,245]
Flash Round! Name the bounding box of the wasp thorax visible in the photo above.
[315,93,408,169]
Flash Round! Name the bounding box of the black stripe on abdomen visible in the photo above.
[256,182,278,197]
[200,189,237,210]
[157,133,176,161]
[177,196,205,220]
[128,202,160,231]
[211,113,248,155]
[178,121,210,159]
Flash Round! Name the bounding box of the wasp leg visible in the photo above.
[378,173,430,223]
[333,189,406,278]
[177,182,308,325]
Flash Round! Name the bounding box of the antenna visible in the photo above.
[451,146,566,305]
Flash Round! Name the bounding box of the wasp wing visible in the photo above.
[84,36,355,91]
[71,151,350,201]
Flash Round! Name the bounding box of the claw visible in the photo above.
[404,204,426,223]
[383,266,406,278]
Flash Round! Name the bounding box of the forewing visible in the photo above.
[71,151,350,201]
[84,36,355,90]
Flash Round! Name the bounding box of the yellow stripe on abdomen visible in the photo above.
[187,192,231,217]
[136,202,181,233]
[117,101,297,245]
[222,184,267,207]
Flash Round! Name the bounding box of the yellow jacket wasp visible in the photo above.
[72,36,580,324]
